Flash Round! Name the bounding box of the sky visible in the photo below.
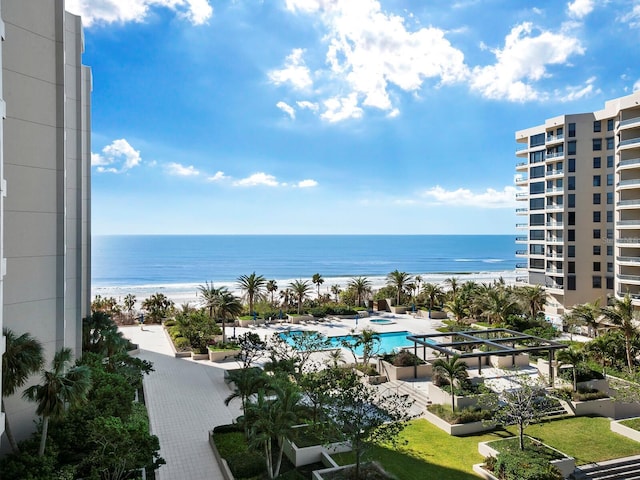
[66,0,640,235]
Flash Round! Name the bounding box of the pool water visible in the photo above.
[370,318,393,325]
[328,330,413,356]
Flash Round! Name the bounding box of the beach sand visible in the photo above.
[92,270,517,309]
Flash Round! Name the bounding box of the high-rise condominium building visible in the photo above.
[515,91,640,324]
[0,0,91,445]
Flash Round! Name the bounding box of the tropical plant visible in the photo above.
[330,284,341,303]
[237,272,267,315]
[123,293,136,320]
[215,289,243,343]
[2,329,44,453]
[601,294,638,372]
[585,334,615,377]
[386,270,413,306]
[432,355,469,411]
[557,347,585,392]
[570,300,601,338]
[340,328,380,367]
[198,281,220,317]
[312,273,324,299]
[515,285,546,320]
[289,279,312,314]
[141,292,174,322]
[266,280,278,305]
[443,295,468,323]
[224,367,269,417]
[347,276,372,307]
[444,277,459,300]
[483,288,519,325]
[23,348,92,456]
[422,283,445,312]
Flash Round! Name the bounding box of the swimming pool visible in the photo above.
[370,318,394,325]
[328,330,414,356]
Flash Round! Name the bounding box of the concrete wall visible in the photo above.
[1,0,91,444]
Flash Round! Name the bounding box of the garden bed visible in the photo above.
[424,405,495,436]
[611,417,640,443]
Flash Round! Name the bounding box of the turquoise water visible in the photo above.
[328,331,414,355]
[370,319,393,325]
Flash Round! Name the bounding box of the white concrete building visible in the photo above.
[515,91,640,323]
[0,0,91,444]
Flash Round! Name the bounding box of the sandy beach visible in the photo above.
[92,270,517,309]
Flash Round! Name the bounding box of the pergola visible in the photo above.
[407,328,569,386]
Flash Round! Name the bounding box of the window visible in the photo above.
[568,194,576,208]
[530,182,545,194]
[568,211,576,225]
[530,214,545,226]
[607,174,614,186]
[530,198,545,210]
[607,137,614,150]
[530,258,544,269]
[607,155,614,168]
[607,210,613,223]
[593,157,601,168]
[593,138,602,151]
[593,262,601,272]
[593,245,601,255]
[594,120,601,132]
[607,262,614,273]
[593,175,601,186]
[568,276,576,290]
[530,133,545,147]
[568,158,576,172]
[530,150,545,164]
[593,211,601,222]
[593,229,601,239]
[607,277,614,289]
[557,127,564,136]
[568,123,576,137]
[530,165,545,178]
[530,244,544,255]
[607,119,614,131]
[568,245,575,257]
[530,230,545,240]
[568,262,576,274]
[568,230,575,241]
[607,192,613,205]
[593,193,601,204]
[568,141,577,155]
[607,245,613,256]
[568,176,576,190]
[592,276,602,288]
[607,229,613,239]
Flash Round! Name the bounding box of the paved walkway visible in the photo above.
[120,325,242,480]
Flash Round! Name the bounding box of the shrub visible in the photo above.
[492,450,563,480]
[163,319,176,327]
[427,404,492,424]
[173,337,190,351]
[168,325,182,339]
[213,428,264,479]
[213,423,243,434]
[381,351,423,367]
[559,365,604,383]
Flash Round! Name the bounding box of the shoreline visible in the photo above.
[91,269,517,308]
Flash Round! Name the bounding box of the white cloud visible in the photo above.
[166,162,199,176]
[268,49,313,90]
[65,0,212,27]
[233,172,281,187]
[567,0,594,19]
[470,22,584,101]
[92,138,142,173]
[296,100,319,112]
[276,101,296,119]
[321,93,363,122]
[297,179,318,188]
[420,185,519,208]
[207,171,229,182]
[622,4,640,27]
[556,76,598,102]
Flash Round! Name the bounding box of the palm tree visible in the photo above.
[216,289,243,343]
[484,287,519,325]
[443,296,468,323]
[279,288,292,308]
[330,284,341,303]
[557,347,585,392]
[224,368,268,416]
[570,301,601,338]
[586,335,614,378]
[432,355,468,411]
[312,273,324,300]
[289,279,312,314]
[422,283,444,313]
[2,329,44,453]
[444,277,459,301]
[347,276,372,307]
[237,272,267,315]
[123,293,136,321]
[23,347,92,456]
[601,294,638,372]
[514,285,546,320]
[198,281,221,317]
[266,280,278,305]
[386,270,413,306]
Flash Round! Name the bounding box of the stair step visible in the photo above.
[572,455,640,480]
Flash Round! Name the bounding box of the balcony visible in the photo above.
[546,221,564,228]
[617,256,640,264]
[515,236,528,244]
[546,252,564,260]
[618,237,640,245]
[617,274,640,284]
[617,219,640,227]
[515,176,528,186]
[516,276,528,283]
[546,237,564,244]
[546,268,564,275]
[516,208,529,215]
[546,187,564,194]
[515,192,528,199]
[546,282,564,293]
[515,250,527,257]
[546,204,564,211]
[617,199,640,208]
[619,116,640,130]
[546,134,564,145]
[516,161,528,171]
[515,263,527,269]
[546,169,564,177]
[618,137,640,151]
[516,223,528,229]
[616,291,640,301]
[618,158,640,169]
[617,179,640,189]
[546,151,565,160]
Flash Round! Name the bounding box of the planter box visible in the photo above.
[428,383,484,410]
[191,351,209,360]
[478,438,576,478]
[209,348,241,362]
[424,409,495,436]
[283,427,351,467]
[490,353,530,368]
[209,431,234,480]
[429,311,448,319]
[378,359,432,381]
[287,314,313,324]
[577,378,610,395]
[389,305,407,314]
[611,418,640,442]
[354,368,387,385]
[238,318,266,327]
[571,397,614,417]
[473,464,499,480]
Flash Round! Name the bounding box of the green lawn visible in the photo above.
[332,416,640,480]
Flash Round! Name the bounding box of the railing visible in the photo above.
[546,252,564,259]
[618,158,640,168]
[546,134,565,143]
[546,237,564,243]
[617,291,640,300]
[617,179,640,187]
[515,192,528,198]
[617,274,640,282]
[516,161,527,167]
[516,208,529,214]
[546,169,563,176]
[546,222,564,227]
[618,220,640,226]
[515,263,527,269]
[515,223,528,228]
[619,137,640,148]
[514,176,528,183]
[515,250,527,256]
[617,256,640,264]
[618,237,640,244]
[617,199,640,207]
[516,277,528,283]
[619,116,640,128]
[546,204,564,211]
[546,268,564,275]
[546,151,565,159]
[515,236,528,242]
[546,283,564,290]
[546,187,564,193]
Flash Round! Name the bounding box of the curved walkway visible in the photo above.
[120,325,242,480]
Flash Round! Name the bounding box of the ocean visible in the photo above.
[91,235,517,303]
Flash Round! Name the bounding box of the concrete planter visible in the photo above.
[283,426,351,467]
[611,418,640,442]
[354,368,387,385]
[423,409,495,436]
[238,318,266,327]
[287,314,313,324]
[208,348,241,362]
[389,305,407,314]
[571,397,614,417]
[490,353,530,368]
[429,310,448,319]
[190,351,209,360]
[577,378,610,394]
[209,431,234,480]
[428,383,485,410]
[472,464,499,479]
[478,438,575,478]
[378,359,432,381]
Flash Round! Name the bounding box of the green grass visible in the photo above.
[331,416,640,480]
[621,418,640,430]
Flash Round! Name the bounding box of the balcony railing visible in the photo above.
[546,204,564,211]
[617,256,640,264]
[546,151,565,159]
[617,274,640,282]
[546,134,564,143]
[619,137,640,148]
[546,187,564,194]
[516,223,528,228]
[546,283,564,290]
[546,268,564,275]
[617,291,640,300]
[516,192,528,198]
[617,179,640,188]
[546,237,564,243]
[618,158,640,169]
[546,169,564,176]
[546,252,564,259]
[515,263,527,269]
[618,237,640,244]
[617,199,640,207]
[618,220,640,226]
[619,116,640,129]
[515,236,528,242]
[515,250,527,256]
[546,221,564,227]
[516,277,528,283]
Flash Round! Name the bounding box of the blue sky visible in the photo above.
[67,0,640,235]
